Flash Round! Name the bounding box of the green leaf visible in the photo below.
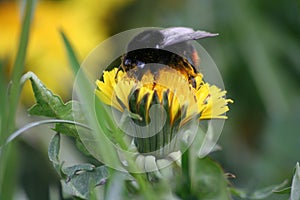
[248,181,288,199]
[62,163,95,178]
[24,72,84,138]
[48,130,109,200]
[0,145,19,200]
[48,134,60,163]
[60,31,80,73]
[75,138,92,156]
[291,162,300,200]
[229,180,288,199]
[61,31,127,168]
[273,187,291,194]
[190,157,232,200]
[104,171,126,200]
[181,149,191,196]
[26,72,66,117]
[0,0,35,198]
[103,171,167,200]
[61,165,109,199]
[48,133,63,176]
[94,101,128,150]
[228,187,248,199]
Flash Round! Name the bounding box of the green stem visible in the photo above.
[130,173,153,200]
[125,154,156,200]
[182,148,191,196]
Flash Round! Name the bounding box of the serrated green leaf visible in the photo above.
[291,162,300,200]
[54,101,87,138]
[48,132,108,199]
[25,72,84,138]
[28,75,69,118]
[61,165,109,199]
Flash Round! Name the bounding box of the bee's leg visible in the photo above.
[189,76,197,88]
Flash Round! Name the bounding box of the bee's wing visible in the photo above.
[158,27,218,48]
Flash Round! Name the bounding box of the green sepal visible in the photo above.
[128,89,139,115]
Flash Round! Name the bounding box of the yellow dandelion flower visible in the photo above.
[95,66,232,157]
[96,68,232,122]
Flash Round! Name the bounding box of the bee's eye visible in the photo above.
[136,60,145,69]
[124,59,132,66]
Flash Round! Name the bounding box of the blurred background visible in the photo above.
[0,0,299,199]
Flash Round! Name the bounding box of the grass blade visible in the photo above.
[0,0,35,198]
[60,31,122,169]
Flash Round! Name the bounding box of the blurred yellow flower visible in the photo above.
[0,0,130,104]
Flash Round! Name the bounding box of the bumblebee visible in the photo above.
[118,27,218,87]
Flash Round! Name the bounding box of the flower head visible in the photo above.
[95,64,232,158]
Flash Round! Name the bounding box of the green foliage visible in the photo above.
[60,30,128,169]
[230,181,288,199]
[48,133,109,199]
[26,72,84,138]
[192,157,231,200]
[177,154,231,200]
[48,134,63,176]
[104,171,127,200]
[0,0,35,199]
[291,162,300,200]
